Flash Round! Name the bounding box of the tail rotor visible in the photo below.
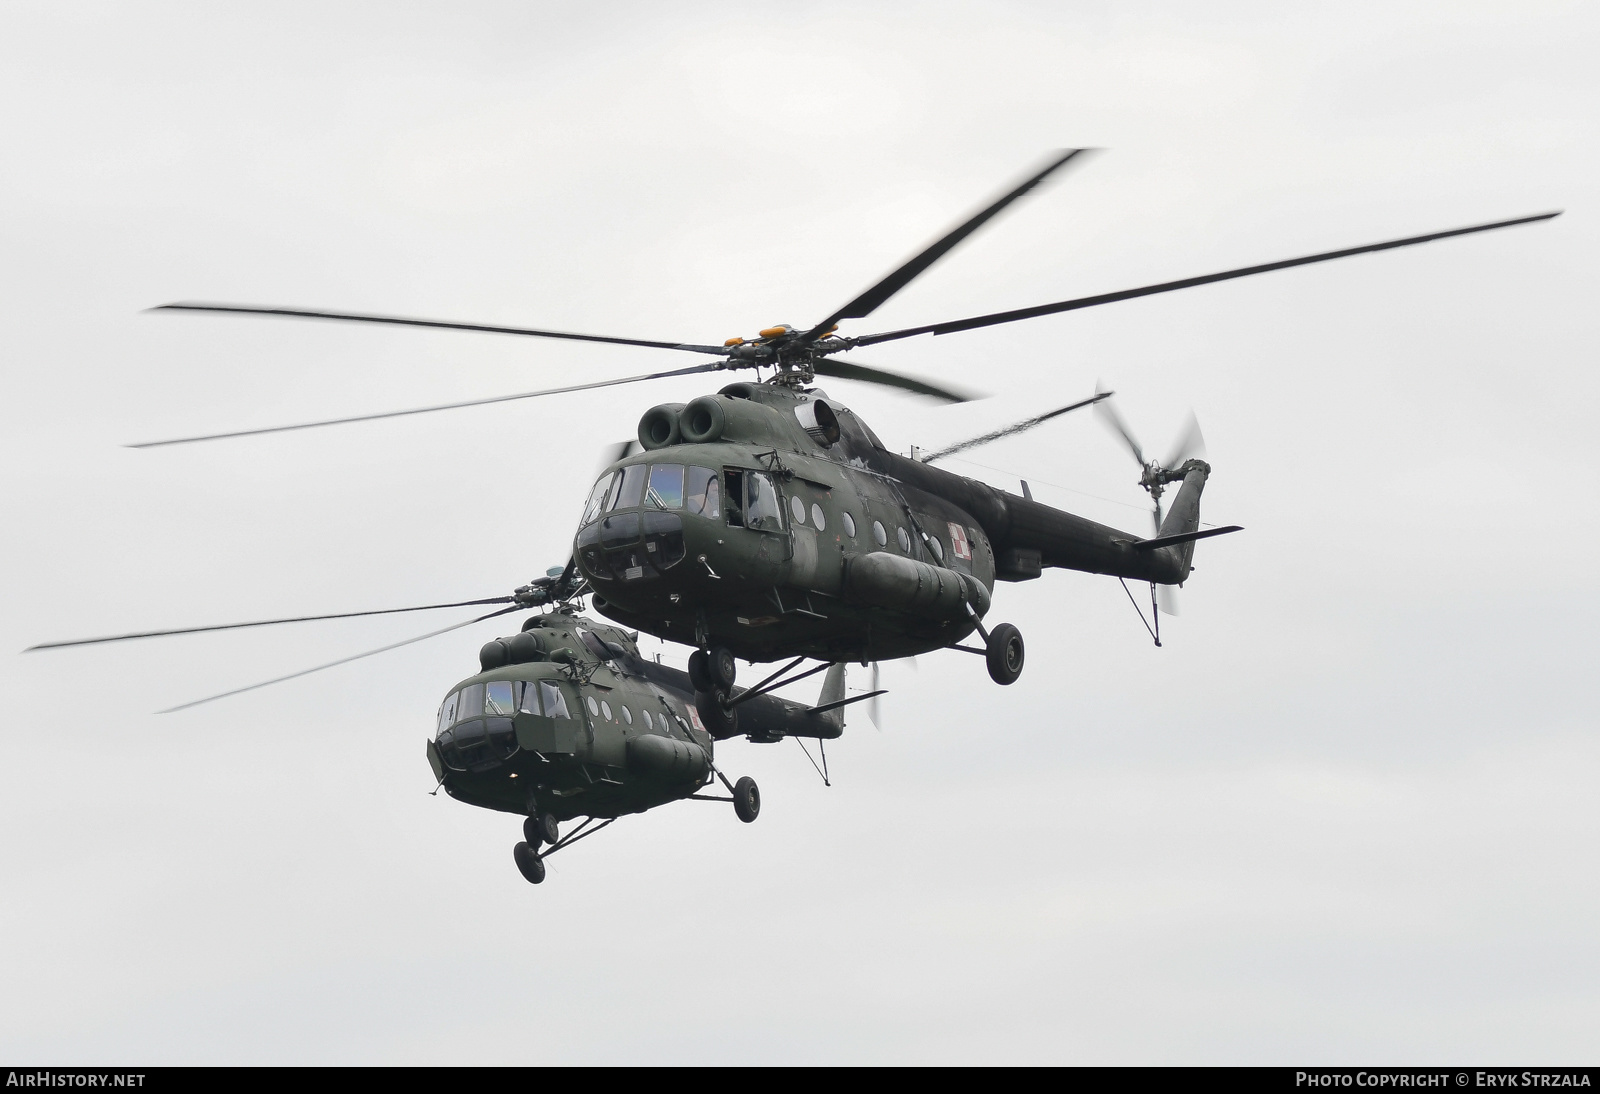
[1095,384,1207,617]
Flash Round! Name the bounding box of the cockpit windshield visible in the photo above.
[581,473,614,525]
[434,677,574,772]
[646,464,684,509]
[609,465,646,511]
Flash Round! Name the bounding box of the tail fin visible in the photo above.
[1153,460,1210,581]
[811,663,849,734]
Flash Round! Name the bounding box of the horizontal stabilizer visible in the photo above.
[808,691,887,716]
[1132,525,1243,551]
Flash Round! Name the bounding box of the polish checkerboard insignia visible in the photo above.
[947,522,972,561]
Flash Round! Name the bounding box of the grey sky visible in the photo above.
[2,1,1595,1063]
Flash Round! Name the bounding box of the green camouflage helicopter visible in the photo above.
[32,150,1558,881]
[427,607,871,884]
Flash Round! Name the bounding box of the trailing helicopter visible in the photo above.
[428,607,871,885]
[28,150,1559,880]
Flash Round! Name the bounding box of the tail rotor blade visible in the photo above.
[1155,583,1181,617]
[868,661,882,731]
[1094,382,1144,466]
[1163,411,1207,469]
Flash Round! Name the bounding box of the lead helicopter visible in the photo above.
[30,150,1558,881]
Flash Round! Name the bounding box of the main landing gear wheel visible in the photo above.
[523,812,559,847]
[733,776,761,823]
[696,688,738,738]
[985,622,1025,686]
[687,649,712,692]
[709,646,738,690]
[513,841,546,884]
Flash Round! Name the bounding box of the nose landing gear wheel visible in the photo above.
[523,811,559,847]
[513,841,546,884]
[985,622,1025,685]
[733,776,761,823]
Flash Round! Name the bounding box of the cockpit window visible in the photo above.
[457,682,485,722]
[646,464,684,510]
[485,680,515,717]
[519,682,540,715]
[539,681,571,720]
[581,473,614,525]
[686,466,720,518]
[745,471,784,533]
[437,690,460,734]
[609,465,646,511]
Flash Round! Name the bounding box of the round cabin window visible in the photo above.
[842,511,856,537]
[929,536,944,562]
[621,705,633,725]
[811,503,826,531]
[790,495,806,524]
[872,520,887,547]
[585,696,599,717]
[897,526,911,552]
[600,700,613,721]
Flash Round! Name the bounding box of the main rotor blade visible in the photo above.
[127,362,726,448]
[920,391,1111,464]
[849,211,1562,347]
[159,605,521,713]
[596,439,644,473]
[155,303,732,356]
[802,149,1091,340]
[811,356,980,403]
[26,595,520,651]
[1093,384,1145,466]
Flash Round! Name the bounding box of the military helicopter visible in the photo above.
[29,150,1558,880]
[116,151,1556,711]
[429,607,870,885]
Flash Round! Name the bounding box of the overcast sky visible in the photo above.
[2,0,1596,1064]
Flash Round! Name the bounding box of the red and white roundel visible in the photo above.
[947,522,972,561]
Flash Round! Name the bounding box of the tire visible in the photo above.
[524,812,559,847]
[695,689,738,738]
[687,649,713,693]
[733,776,761,823]
[986,622,1025,686]
[513,841,546,884]
[709,646,738,690]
